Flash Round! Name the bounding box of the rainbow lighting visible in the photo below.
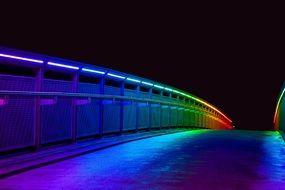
[186,94,232,123]
[273,87,285,123]
[0,53,44,63]
[0,48,232,125]
[47,62,80,70]
[82,68,105,75]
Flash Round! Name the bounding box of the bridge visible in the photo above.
[0,47,284,189]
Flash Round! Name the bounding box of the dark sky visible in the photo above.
[0,3,283,130]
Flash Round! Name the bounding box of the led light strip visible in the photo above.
[168,89,231,122]
[154,84,164,89]
[142,81,153,86]
[273,87,285,123]
[47,62,79,70]
[0,53,43,63]
[107,73,126,79]
[0,51,232,124]
[82,68,105,74]
[190,95,232,123]
[126,77,141,83]
[173,89,180,94]
[165,87,173,92]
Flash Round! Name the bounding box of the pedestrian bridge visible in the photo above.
[0,47,232,154]
[0,47,284,189]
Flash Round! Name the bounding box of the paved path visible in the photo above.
[0,130,285,190]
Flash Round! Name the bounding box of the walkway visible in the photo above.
[0,130,285,189]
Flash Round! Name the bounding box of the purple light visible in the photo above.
[47,62,79,70]
[0,53,43,63]
[0,99,7,106]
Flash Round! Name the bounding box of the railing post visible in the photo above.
[182,97,185,127]
[168,92,172,128]
[119,81,125,134]
[98,77,105,137]
[148,88,152,131]
[34,67,43,151]
[176,96,179,128]
[135,86,140,132]
[71,73,79,144]
[159,91,163,130]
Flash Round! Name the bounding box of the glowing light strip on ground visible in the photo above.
[274,87,285,123]
[0,53,43,63]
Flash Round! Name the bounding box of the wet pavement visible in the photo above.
[0,129,285,190]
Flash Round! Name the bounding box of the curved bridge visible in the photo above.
[0,47,232,153]
[1,47,285,189]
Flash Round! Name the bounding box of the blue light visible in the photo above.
[107,73,125,79]
[82,68,105,75]
[142,81,153,86]
[47,62,79,70]
[0,53,44,63]
[165,87,173,92]
[126,77,141,83]
[154,84,164,89]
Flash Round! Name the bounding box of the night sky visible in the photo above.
[0,3,282,130]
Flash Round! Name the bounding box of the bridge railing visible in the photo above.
[0,47,233,153]
[274,82,285,140]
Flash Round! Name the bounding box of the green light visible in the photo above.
[173,90,180,94]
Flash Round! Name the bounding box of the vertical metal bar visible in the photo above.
[159,91,163,130]
[189,99,193,127]
[176,96,179,128]
[168,93,172,128]
[119,81,125,134]
[135,86,140,132]
[98,77,105,137]
[34,67,43,151]
[182,97,185,127]
[148,88,152,131]
[71,73,79,144]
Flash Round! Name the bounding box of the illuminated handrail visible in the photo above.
[0,47,232,124]
[0,90,230,126]
[273,87,285,123]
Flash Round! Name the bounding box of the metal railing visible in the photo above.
[0,47,233,153]
[274,82,285,140]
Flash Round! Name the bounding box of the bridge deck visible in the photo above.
[0,130,285,190]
